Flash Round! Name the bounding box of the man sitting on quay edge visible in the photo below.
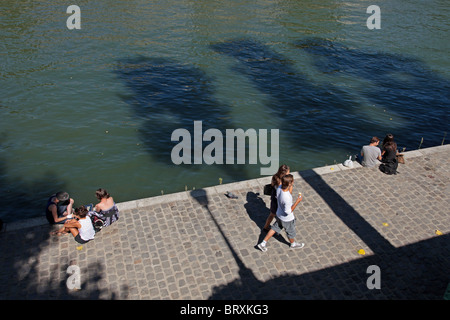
[360,136,382,168]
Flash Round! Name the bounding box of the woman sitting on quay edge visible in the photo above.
[379,133,399,175]
[92,188,119,227]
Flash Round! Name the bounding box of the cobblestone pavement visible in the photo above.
[1,145,449,300]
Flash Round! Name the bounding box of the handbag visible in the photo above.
[263,184,274,196]
[90,214,104,233]
[343,155,354,168]
[396,154,405,164]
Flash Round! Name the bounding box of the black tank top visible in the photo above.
[45,195,68,224]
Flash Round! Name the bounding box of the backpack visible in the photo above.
[90,214,105,233]
[84,203,105,233]
[263,184,274,196]
[87,204,120,232]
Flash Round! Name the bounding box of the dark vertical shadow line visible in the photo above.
[300,170,395,255]
[190,189,256,279]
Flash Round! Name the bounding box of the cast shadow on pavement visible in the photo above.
[0,143,128,299]
[191,168,449,300]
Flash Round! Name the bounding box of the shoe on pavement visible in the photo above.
[290,242,305,249]
[257,242,267,252]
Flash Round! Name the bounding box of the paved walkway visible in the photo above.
[1,145,449,300]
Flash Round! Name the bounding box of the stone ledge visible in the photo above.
[2,144,448,233]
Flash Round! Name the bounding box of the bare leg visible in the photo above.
[63,199,74,216]
[51,226,70,235]
[68,227,79,237]
[263,213,276,230]
[263,229,276,242]
[258,228,276,252]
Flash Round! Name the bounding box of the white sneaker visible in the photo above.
[290,242,305,249]
[257,242,268,252]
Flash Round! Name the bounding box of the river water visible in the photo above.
[1,0,449,222]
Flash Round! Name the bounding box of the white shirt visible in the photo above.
[276,185,295,222]
[78,217,95,241]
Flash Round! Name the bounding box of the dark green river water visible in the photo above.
[1,0,448,222]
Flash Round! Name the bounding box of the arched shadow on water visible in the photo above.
[115,39,448,182]
[115,56,251,181]
[294,38,450,150]
[211,38,449,153]
[210,38,366,153]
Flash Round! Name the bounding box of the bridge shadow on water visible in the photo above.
[2,37,447,300]
[295,38,449,145]
[114,38,448,180]
[210,38,449,152]
[114,38,449,298]
[115,56,250,181]
[191,168,449,299]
